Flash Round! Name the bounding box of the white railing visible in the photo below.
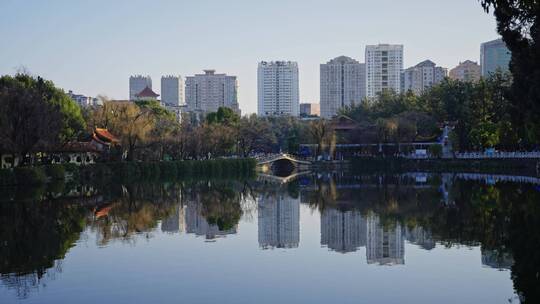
[402,151,540,160]
[402,172,540,185]
[453,172,540,185]
[455,151,540,159]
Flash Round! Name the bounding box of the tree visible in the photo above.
[0,74,85,165]
[396,118,417,152]
[200,122,237,158]
[480,0,540,146]
[206,107,240,126]
[138,100,179,160]
[376,118,397,144]
[308,120,333,158]
[237,115,277,157]
[88,101,154,161]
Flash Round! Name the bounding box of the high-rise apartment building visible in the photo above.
[402,60,447,94]
[480,38,511,77]
[320,56,366,118]
[129,75,152,101]
[449,60,481,82]
[161,75,184,107]
[257,61,299,117]
[185,70,239,114]
[365,44,404,98]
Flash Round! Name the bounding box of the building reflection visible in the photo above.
[185,201,237,240]
[161,204,185,234]
[258,193,300,249]
[320,209,366,253]
[366,214,405,265]
[481,249,514,270]
[405,226,436,250]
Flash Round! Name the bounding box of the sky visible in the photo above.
[0,0,498,114]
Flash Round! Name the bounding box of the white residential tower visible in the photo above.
[402,60,447,95]
[161,75,184,107]
[365,44,404,98]
[185,70,239,114]
[257,61,299,117]
[320,56,366,118]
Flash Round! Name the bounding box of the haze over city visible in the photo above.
[0,0,497,114]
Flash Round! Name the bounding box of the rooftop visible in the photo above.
[94,128,120,144]
[135,86,160,98]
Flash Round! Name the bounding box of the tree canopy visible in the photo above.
[0,74,85,160]
[480,0,540,145]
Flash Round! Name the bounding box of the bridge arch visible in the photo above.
[255,154,312,174]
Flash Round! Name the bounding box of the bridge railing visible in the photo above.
[455,151,540,159]
[253,153,312,164]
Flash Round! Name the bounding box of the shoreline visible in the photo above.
[0,158,257,187]
[348,157,540,176]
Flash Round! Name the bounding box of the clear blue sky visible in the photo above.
[0,0,497,114]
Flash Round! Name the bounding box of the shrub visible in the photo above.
[45,164,66,180]
[0,169,15,186]
[63,163,79,173]
[14,167,47,185]
[159,162,178,179]
[429,144,443,158]
[139,162,160,180]
[109,162,139,180]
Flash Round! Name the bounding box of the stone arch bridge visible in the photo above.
[255,154,312,173]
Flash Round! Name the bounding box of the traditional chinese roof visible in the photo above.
[135,86,159,98]
[94,128,120,144]
[94,204,114,219]
[332,115,359,131]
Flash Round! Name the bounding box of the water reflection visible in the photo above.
[405,226,436,251]
[366,214,404,265]
[1,172,539,303]
[161,204,184,234]
[258,191,300,249]
[184,200,237,240]
[320,209,366,253]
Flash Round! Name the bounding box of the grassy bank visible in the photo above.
[350,157,540,175]
[0,159,257,186]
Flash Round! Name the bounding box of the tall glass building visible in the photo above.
[480,38,511,77]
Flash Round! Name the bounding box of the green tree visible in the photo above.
[0,74,85,164]
[237,115,277,157]
[308,119,333,158]
[206,107,240,126]
[480,0,540,146]
[88,100,154,161]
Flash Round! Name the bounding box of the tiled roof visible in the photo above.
[94,128,120,144]
[135,86,159,98]
[95,204,114,218]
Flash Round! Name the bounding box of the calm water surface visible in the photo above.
[1,173,539,303]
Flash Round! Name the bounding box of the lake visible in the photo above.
[1,172,539,304]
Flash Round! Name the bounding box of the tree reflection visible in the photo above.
[88,183,180,245]
[0,198,87,298]
[1,175,539,302]
[301,173,540,303]
[182,181,245,240]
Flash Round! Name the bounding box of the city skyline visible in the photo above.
[0,0,498,114]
